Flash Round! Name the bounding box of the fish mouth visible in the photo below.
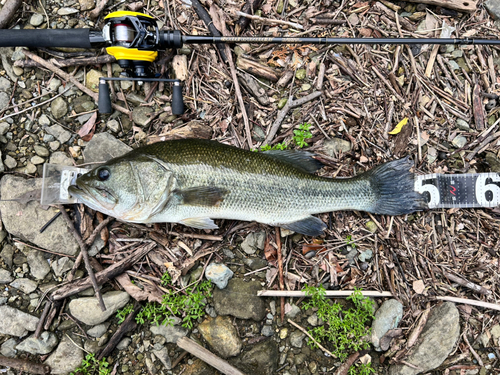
[68,183,117,210]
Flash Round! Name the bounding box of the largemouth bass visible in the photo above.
[69,139,426,236]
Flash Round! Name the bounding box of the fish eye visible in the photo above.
[97,168,111,181]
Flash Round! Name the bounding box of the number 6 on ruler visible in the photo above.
[475,174,500,207]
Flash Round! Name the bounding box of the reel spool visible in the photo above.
[102,11,162,78]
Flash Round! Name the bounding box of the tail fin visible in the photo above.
[364,156,427,215]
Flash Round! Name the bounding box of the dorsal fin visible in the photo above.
[262,150,324,174]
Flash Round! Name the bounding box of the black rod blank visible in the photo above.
[182,35,500,46]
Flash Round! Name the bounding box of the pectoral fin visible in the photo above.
[178,186,228,207]
[280,216,326,236]
[180,217,219,230]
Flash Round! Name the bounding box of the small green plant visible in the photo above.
[345,235,356,248]
[349,363,376,375]
[71,353,110,375]
[302,285,374,372]
[135,272,213,329]
[258,142,288,151]
[292,122,312,148]
[116,303,134,324]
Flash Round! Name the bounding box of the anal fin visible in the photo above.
[280,216,326,236]
[180,217,219,230]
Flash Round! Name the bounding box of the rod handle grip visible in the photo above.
[98,80,112,114]
[172,83,184,115]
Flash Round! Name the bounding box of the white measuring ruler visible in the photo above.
[415,173,500,209]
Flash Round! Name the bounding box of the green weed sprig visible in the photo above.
[292,122,312,148]
[70,353,110,375]
[302,286,374,368]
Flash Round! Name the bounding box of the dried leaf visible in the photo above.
[78,112,97,139]
[302,243,326,256]
[413,279,425,294]
[388,117,408,135]
[264,237,277,264]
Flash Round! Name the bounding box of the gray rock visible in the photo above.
[205,262,233,289]
[285,304,301,319]
[30,13,43,27]
[456,119,470,131]
[10,278,38,293]
[34,145,50,157]
[88,237,105,257]
[243,257,268,271]
[48,79,62,92]
[0,122,9,134]
[79,0,96,11]
[116,337,131,350]
[290,331,306,348]
[50,97,68,119]
[452,135,467,148]
[214,279,266,321]
[45,334,83,374]
[0,77,11,91]
[241,232,266,255]
[199,316,242,358]
[150,317,188,343]
[132,106,154,126]
[87,323,109,338]
[486,0,500,19]
[46,124,71,143]
[76,113,93,125]
[127,93,146,106]
[229,340,278,375]
[57,7,79,15]
[261,325,273,337]
[49,151,73,166]
[4,154,16,169]
[30,13,44,26]
[322,138,352,156]
[39,114,51,126]
[389,303,460,375]
[307,313,318,327]
[371,299,403,351]
[1,338,18,357]
[83,132,132,163]
[0,175,79,256]
[16,331,58,355]
[1,244,14,268]
[69,291,130,325]
[0,92,10,110]
[152,345,172,370]
[106,119,120,133]
[26,250,51,280]
[52,257,74,277]
[49,141,60,151]
[0,268,13,283]
[0,305,39,337]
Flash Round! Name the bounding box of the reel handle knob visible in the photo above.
[98,79,112,114]
[172,82,184,115]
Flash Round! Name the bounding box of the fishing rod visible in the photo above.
[2,11,500,113]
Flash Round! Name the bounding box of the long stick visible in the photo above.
[177,337,246,375]
[258,290,394,297]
